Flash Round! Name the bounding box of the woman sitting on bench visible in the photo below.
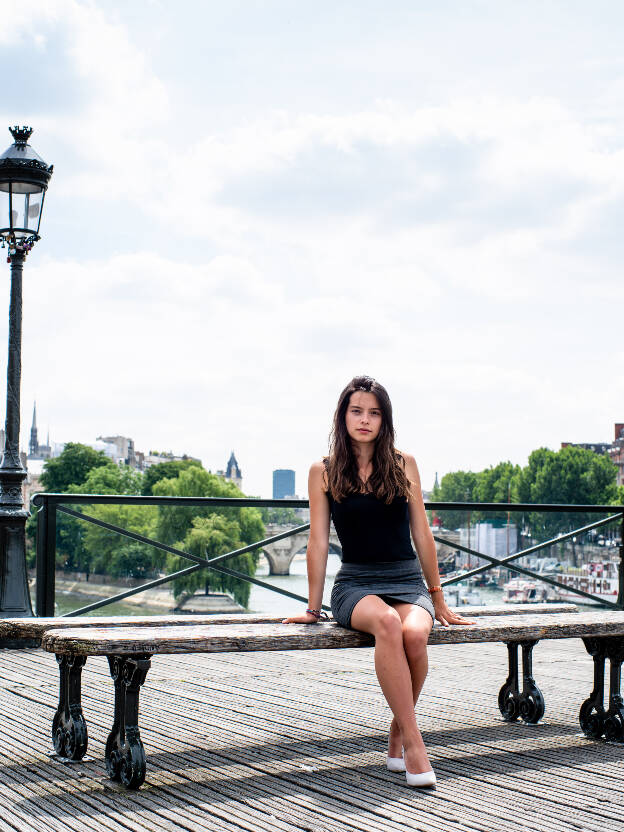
[284,376,472,787]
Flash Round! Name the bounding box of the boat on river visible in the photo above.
[502,579,556,604]
[445,582,483,606]
[547,561,619,604]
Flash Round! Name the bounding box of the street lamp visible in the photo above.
[0,126,53,617]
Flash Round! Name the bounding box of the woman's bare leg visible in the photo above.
[386,603,434,763]
[350,595,431,773]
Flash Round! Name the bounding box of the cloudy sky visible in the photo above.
[1,0,623,497]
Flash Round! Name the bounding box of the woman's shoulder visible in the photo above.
[309,459,330,494]
[396,449,417,467]
[396,450,420,488]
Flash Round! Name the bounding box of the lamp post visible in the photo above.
[0,126,53,617]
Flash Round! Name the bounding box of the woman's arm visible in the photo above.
[283,461,330,624]
[404,454,473,627]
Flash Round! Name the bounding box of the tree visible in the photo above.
[40,443,112,492]
[80,504,161,578]
[141,459,200,495]
[153,466,244,544]
[513,446,617,539]
[473,461,521,522]
[431,470,478,529]
[476,461,521,504]
[167,515,257,607]
[152,466,265,604]
[73,464,144,496]
[31,443,116,572]
[71,465,160,579]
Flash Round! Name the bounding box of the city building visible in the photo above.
[217,451,242,491]
[562,423,624,486]
[610,424,624,487]
[28,402,52,460]
[143,450,201,469]
[93,438,199,471]
[23,401,201,478]
[561,441,611,455]
[458,522,518,567]
[273,468,295,499]
[97,435,137,466]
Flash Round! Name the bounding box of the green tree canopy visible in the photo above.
[153,466,245,544]
[141,459,201,495]
[40,443,112,492]
[80,503,160,578]
[34,443,116,572]
[69,463,144,496]
[433,446,617,541]
[167,514,257,607]
[70,464,158,579]
[431,470,479,528]
[473,461,522,522]
[153,466,265,604]
[476,461,521,503]
[513,445,617,538]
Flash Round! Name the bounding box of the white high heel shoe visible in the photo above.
[405,769,436,788]
[386,756,406,772]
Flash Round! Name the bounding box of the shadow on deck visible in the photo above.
[0,640,623,832]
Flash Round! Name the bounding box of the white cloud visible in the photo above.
[1,1,623,495]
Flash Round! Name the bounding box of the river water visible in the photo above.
[54,552,505,617]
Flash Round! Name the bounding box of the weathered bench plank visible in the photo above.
[42,611,621,656]
[0,603,578,641]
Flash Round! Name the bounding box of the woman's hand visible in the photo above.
[432,593,475,627]
[282,612,323,624]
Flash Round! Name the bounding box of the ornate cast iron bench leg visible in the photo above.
[105,655,151,789]
[498,640,545,724]
[52,654,88,760]
[581,637,624,742]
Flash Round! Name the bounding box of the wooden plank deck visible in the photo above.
[0,640,623,832]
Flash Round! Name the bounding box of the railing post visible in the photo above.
[618,510,624,609]
[35,497,56,617]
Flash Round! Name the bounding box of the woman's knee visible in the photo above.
[402,623,430,657]
[374,607,403,642]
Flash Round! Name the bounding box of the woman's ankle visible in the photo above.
[402,738,431,773]
[388,718,402,756]
[401,726,425,751]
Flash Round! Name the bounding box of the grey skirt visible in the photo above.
[330,559,435,630]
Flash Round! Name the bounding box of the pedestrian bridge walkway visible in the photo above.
[0,639,622,831]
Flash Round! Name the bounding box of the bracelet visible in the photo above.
[306,608,330,620]
[427,585,443,594]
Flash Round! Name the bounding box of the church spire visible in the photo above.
[29,401,38,457]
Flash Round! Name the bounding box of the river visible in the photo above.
[54,553,505,617]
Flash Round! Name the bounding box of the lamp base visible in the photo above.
[0,514,34,618]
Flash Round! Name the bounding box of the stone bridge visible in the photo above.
[262,524,342,575]
[262,524,461,575]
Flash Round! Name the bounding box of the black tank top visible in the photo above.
[328,491,417,564]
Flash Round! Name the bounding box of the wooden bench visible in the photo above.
[36,609,624,789]
[0,602,577,645]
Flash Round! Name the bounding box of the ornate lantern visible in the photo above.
[0,126,53,254]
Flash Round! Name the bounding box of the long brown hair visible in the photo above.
[326,375,411,503]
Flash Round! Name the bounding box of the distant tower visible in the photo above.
[224,451,242,491]
[273,469,295,499]
[28,401,51,460]
[434,472,439,491]
[29,402,38,457]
